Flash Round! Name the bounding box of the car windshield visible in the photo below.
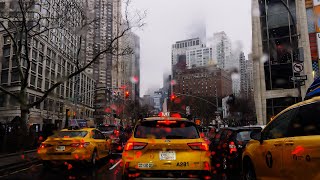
[134,121,199,139]
[52,131,88,138]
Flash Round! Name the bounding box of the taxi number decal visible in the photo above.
[176,162,189,167]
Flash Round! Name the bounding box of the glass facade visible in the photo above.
[259,0,300,118]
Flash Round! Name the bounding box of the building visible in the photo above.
[120,31,140,102]
[153,90,163,113]
[186,47,214,69]
[171,38,204,74]
[0,0,95,129]
[252,0,313,124]
[173,66,233,101]
[82,0,122,123]
[240,52,254,99]
[211,32,232,70]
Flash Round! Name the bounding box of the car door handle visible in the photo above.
[285,141,294,146]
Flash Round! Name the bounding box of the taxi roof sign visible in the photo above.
[158,112,170,117]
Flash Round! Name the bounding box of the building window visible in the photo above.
[2,57,9,69]
[35,96,41,109]
[1,70,8,84]
[0,94,6,107]
[3,36,11,45]
[3,47,10,57]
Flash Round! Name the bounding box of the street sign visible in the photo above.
[293,62,304,73]
[186,106,190,115]
[290,75,308,82]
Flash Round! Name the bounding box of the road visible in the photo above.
[0,154,122,180]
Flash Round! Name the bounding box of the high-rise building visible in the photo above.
[240,52,254,100]
[171,38,204,74]
[211,32,240,95]
[211,32,232,70]
[82,0,122,123]
[252,0,313,124]
[186,47,213,69]
[120,31,140,101]
[0,0,95,128]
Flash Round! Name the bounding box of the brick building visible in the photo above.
[173,66,232,99]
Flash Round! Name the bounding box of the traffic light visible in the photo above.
[170,94,176,101]
[125,91,129,99]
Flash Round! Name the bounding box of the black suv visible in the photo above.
[210,126,262,178]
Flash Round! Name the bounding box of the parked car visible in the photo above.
[210,126,262,178]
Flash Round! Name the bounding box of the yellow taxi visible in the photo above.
[242,96,320,180]
[122,116,212,179]
[38,127,112,167]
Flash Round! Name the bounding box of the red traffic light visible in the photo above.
[125,91,129,98]
[170,95,176,101]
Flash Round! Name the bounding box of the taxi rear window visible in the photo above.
[97,126,117,132]
[52,131,88,138]
[134,120,199,139]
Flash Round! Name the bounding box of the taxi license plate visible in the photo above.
[56,146,65,151]
[138,163,153,168]
[159,151,176,160]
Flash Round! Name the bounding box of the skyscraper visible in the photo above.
[171,38,204,74]
[211,32,232,69]
[82,0,122,123]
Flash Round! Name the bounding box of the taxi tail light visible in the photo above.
[188,142,208,151]
[71,142,90,148]
[40,143,52,148]
[124,142,147,151]
[229,141,237,153]
[203,161,210,171]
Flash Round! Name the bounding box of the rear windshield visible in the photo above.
[236,131,252,141]
[52,131,88,138]
[97,126,117,132]
[134,121,199,139]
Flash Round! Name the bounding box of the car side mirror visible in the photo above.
[250,131,262,143]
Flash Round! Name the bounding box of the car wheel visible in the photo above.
[244,160,256,180]
[90,150,98,167]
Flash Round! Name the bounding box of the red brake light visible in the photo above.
[188,142,208,151]
[71,142,90,148]
[229,141,237,153]
[157,120,177,125]
[124,142,147,151]
[40,143,52,148]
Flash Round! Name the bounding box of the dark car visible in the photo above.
[209,126,262,178]
[97,124,124,153]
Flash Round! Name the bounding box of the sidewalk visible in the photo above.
[0,150,40,175]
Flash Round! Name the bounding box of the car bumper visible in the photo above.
[123,170,212,179]
[38,149,93,162]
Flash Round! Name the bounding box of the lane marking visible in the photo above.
[0,164,42,178]
[109,159,122,170]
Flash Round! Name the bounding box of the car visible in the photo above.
[38,127,112,167]
[122,116,212,179]
[209,127,262,178]
[97,124,125,153]
[242,96,320,180]
[96,124,120,136]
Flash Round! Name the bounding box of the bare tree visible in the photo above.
[0,0,146,133]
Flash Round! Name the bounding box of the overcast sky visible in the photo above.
[130,0,252,96]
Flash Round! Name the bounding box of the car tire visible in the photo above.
[90,150,98,167]
[243,160,256,180]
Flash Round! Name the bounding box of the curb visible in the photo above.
[0,150,37,159]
